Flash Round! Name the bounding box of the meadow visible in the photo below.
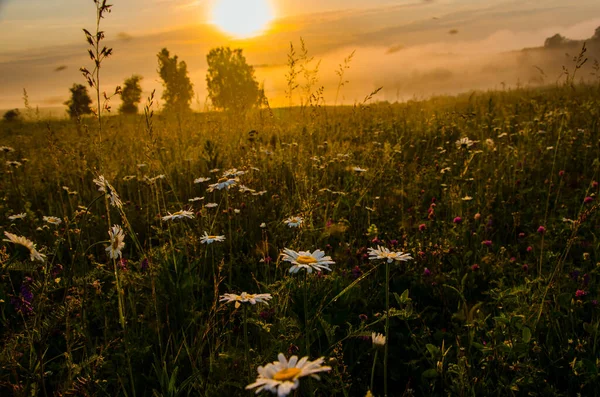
[1,82,600,396]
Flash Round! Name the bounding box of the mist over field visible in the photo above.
[1,0,600,112]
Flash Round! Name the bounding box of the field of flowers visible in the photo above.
[1,84,599,396]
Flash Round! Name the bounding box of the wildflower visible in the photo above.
[0,146,15,153]
[482,240,492,247]
[367,246,413,263]
[455,137,476,149]
[205,202,218,208]
[8,213,26,220]
[365,391,374,397]
[593,181,599,189]
[209,168,221,173]
[284,216,303,228]
[453,216,462,224]
[522,264,529,271]
[584,196,594,204]
[461,196,473,201]
[93,175,123,208]
[471,264,480,271]
[558,170,565,177]
[281,248,335,274]
[3,232,46,262]
[194,177,211,184]
[188,196,204,202]
[260,222,267,228]
[219,292,273,308]
[359,314,368,321]
[6,160,22,168]
[140,258,149,272]
[352,166,368,173]
[474,213,481,221]
[43,216,62,226]
[418,223,426,231]
[162,210,195,221]
[246,353,331,396]
[200,232,225,244]
[575,289,587,298]
[122,175,136,181]
[222,168,245,178]
[207,177,236,192]
[537,226,546,234]
[106,225,125,260]
[371,332,386,347]
[423,268,431,276]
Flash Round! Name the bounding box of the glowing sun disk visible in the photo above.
[211,0,274,38]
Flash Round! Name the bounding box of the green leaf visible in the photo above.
[522,326,531,343]
[422,369,438,379]
[426,344,440,357]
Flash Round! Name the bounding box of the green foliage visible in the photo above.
[119,75,143,114]
[2,84,600,396]
[64,83,93,118]
[3,109,21,122]
[206,47,264,112]
[157,48,194,113]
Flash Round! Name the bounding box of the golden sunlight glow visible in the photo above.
[211,0,274,38]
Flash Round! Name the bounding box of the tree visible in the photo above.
[544,33,567,48]
[3,109,21,122]
[593,26,600,41]
[65,84,93,118]
[119,75,143,114]
[157,48,193,113]
[206,47,264,112]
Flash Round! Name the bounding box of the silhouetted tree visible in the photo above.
[593,26,600,41]
[65,84,93,118]
[119,75,143,114]
[157,48,193,113]
[3,109,21,122]
[544,33,567,48]
[206,47,264,112]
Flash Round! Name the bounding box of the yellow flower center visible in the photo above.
[218,177,228,183]
[273,367,302,381]
[296,255,317,264]
[208,236,217,239]
[112,239,120,250]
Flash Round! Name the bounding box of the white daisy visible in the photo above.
[367,246,413,263]
[188,196,205,202]
[372,332,386,347]
[93,175,123,208]
[222,168,245,178]
[252,190,267,196]
[219,292,273,308]
[122,175,136,181]
[8,213,26,220]
[162,210,195,221]
[352,166,368,173]
[281,248,335,274]
[260,222,267,228]
[106,225,125,259]
[209,168,221,173]
[207,177,237,192]
[194,177,211,184]
[6,161,22,168]
[43,216,62,226]
[284,216,303,228]
[239,184,256,193]
[0,146,15,153]
[205,202,218,208]
[3,231,46,262]
[246,353,331,396]
[200,232,225,244]
[455,137,477,149]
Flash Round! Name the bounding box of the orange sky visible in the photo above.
[1,0,600,112]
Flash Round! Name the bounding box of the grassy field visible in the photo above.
[1,83,600,396]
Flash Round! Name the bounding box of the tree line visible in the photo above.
[64,46,264,118]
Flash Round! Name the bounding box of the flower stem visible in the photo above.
[304,271,310,354]
[243,304,249,379]
[384,261,390,397]
[370,349,379,393]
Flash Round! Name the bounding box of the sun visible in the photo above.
[211,0,274,39]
